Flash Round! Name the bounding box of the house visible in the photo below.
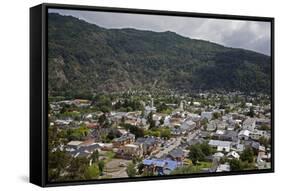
[199,131,211,139]
[252,141,266,152]
[208,140,232,152]
[251,141,260,150]
[180,120,196,133]
[142,159,179,175]
[216,120,227,130]
[243,118,256,131]
[170,117,183,127]
[171,127,185,136]
[136,117,147,127]
[215,130,238,142]
[238,129,251,140]
[70,147,91,158]
[222,114,232,122]
[186,138,204,147]
[153,114,163,126]
[226,151,240,159]
[66,139,101,157]
[231,143,245,153]
[206,121,216,131]
[245,102,253,107]
[214,130,225,137]
[216,163,230,172]
[79,139,97,147]
[73,99,91,107]
[69,144,100,158]
[124,119,138,126]
[66,141,83,150]
[116,128,129,136]
[112,133,135,148]
[110,112,127,123]
[186,113,201,127]
[231,113,246,121]
[136,137,159,156]
[98,143,113,151]
[168,148,186,161]
[206,120,227,131]
[54,119,73,126]
[164,115,171,127]
[259,145,266,152]
[226,123,236,131]
[256,118,271,127]
[201,112,213,121]
[258,151,271,163]
[213,152,224,160]
[85,113,93,120]
[250,130,268,140]
[116,144,142,159]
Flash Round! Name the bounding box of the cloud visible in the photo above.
[49,9,271,55]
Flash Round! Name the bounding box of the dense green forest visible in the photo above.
[48,13,271,98]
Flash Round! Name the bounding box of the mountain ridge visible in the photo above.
[48,13,271,98]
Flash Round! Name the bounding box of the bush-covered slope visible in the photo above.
[48,13,271,97]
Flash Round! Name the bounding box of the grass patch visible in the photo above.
[104,151,116,162]
[197,161,212,169]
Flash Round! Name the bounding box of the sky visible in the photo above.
[49,8,271,56]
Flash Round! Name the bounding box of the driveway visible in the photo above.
[103,159,131,178]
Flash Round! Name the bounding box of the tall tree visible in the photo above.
[240,147,254,163]
[90,150,99,163]
[229,159,243,171]
[189,144,205,165]
[85,164,100,179]
[98,160,105,175]
[126,163,136,177]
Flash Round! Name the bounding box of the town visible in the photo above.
[47,91,272,181]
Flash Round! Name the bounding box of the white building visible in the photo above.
[209,140,232,152]
[201,111,213,121]
[245,102,253,107]
[238,129,251,140]
[164,115,171,127]
[216,163,230,172]
[227,151,240,159]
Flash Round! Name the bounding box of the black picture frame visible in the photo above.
[30,3,275,187]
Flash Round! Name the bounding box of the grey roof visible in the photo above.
[180,120,196,130]
[243,118,256,125]
[82,144,101,152]
[251,141,260,149]
[136,137,157,146]
[224,130,238,137]
[187,138,204,146]
[168,148,185,159]
[70,147,91,158]
[113,133,135,142]
[219,130,238,141]
[171,127,184,134]
[199,131,211,138]
[209,140,232,147]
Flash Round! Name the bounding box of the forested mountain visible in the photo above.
[48,13,271,97]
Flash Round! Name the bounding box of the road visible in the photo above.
[155,129,200,158]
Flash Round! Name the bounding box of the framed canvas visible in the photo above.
[30,3,274,187]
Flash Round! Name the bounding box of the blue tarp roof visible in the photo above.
[143,159,178,170]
